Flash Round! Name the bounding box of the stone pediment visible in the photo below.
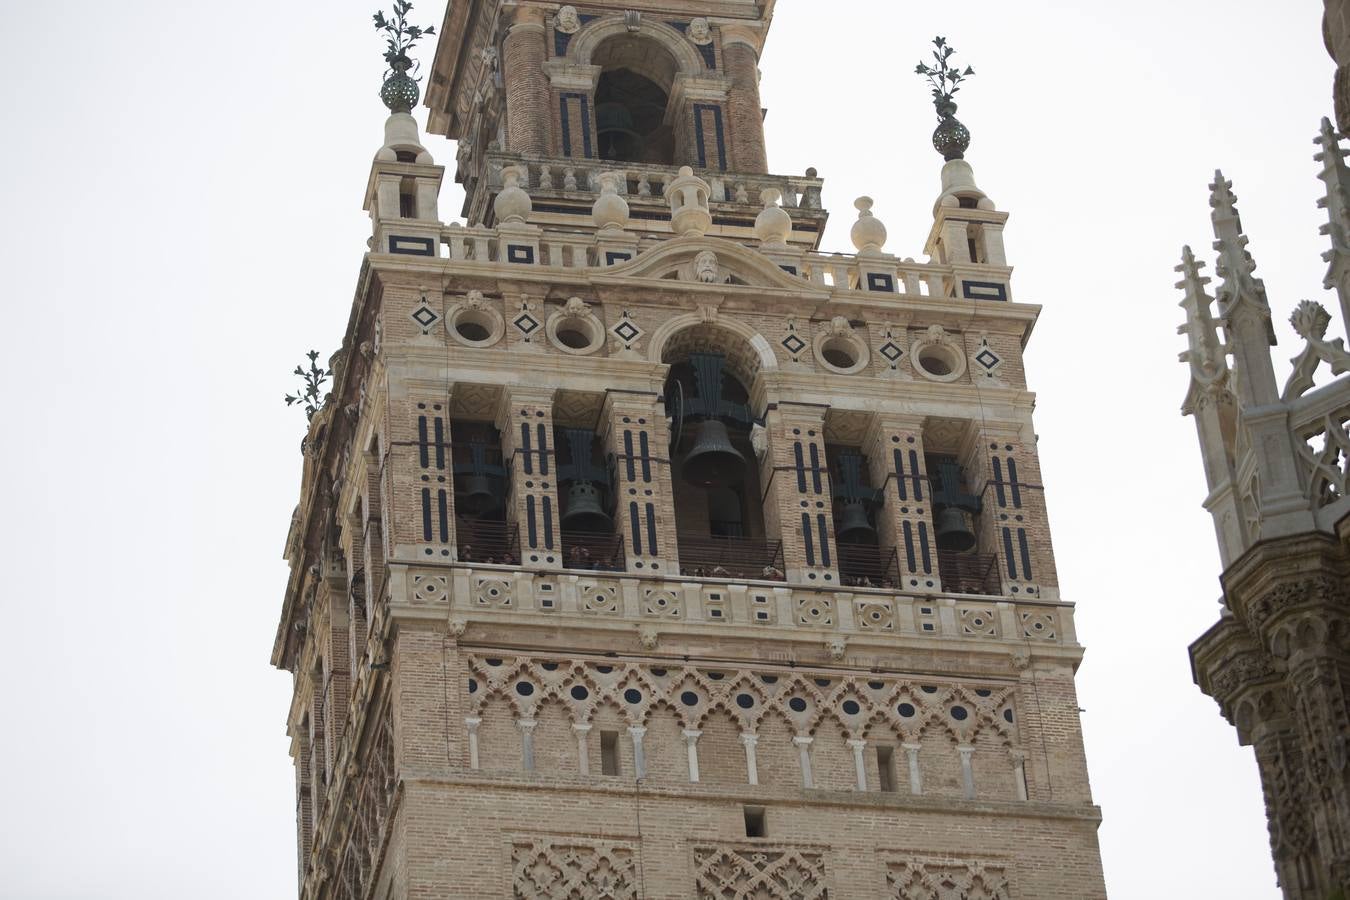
[594,238,827,296]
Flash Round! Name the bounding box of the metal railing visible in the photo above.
[455,518,520,566]
[560,530,625,572]
[676,533,785,581]
[936,550,1001,596]
[837,543,900,589]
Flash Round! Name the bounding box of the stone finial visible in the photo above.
[1284,299,1350,399]
[1176,244,1229,413]
[592,171,630,233]
[850,197,887,255]
[754,188,792,248]
[493,165,532,225]
[664,166,713,237]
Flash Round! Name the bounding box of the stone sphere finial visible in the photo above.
[592,171,630,233]
[850,196,887,255]
[754,188,792,248]
[664,166,713,237]
[493,165,533,225]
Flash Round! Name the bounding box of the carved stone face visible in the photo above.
[695,250,719,283]
[688,17,712,44]
[555,5,580,33]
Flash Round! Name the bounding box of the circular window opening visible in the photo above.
[456,319,490,342]
[822,346,855,369]
[918,350,951,376]
[556,326,591,349]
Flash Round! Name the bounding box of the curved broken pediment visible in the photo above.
[595,238,827,296]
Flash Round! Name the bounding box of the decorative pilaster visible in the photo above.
[903,742,923,795]
[497,388,562,569]
[573,723,592,776]
[966,428,1056,598]
[518,718,538,771]
[465,717,482,769]
[957,744,976,799]
[864,416,939,593]
[847,739,868,791]
[599,391,678,575]
[759,403,839,586]
[628,726,648,779]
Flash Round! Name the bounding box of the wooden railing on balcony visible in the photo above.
[560,530,625,572]
[837,543,900,589]
[677,533,785,581]
[936,550,1001,596]
[455,518,520,566]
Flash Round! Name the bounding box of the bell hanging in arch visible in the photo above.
[457,473,498,516]
[561,481,612,533]
[934,506,977,552]
[836,501,877,544]
[681,419,746,489]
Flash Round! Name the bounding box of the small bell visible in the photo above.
[681,419,746,488]
[561,481,612,533]
[934,506,977,552]
[457,473,498,516]
[836,502,877,544]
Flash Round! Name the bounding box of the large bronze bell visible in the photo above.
[561,481,612,533]
[836,502,877,544]
[934,506,977,552]
[458,473,498,516]
[681,419,746,488]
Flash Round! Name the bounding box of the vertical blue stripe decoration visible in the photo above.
[629,502,643,556]
[801,512,815,566]
[1002,527,1017,578]
[542,497,554,549]
[433,418,445,469]
[918,522,932,573]
[692,103,727,171]
[421,488,433,541]
[902,521,916,572]
[1018,529,1033,579]
[417,417,429,468]
[645,503,658,555]
[437,490,449,542]
[816,515,831,567]
[521,424,533,475]
[894,449,908,501]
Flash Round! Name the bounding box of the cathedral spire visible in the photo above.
[1209,170,1279,407]
[1315,116,1350,335]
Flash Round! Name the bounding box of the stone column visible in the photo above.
[497,387,562,568]
[740,732,760,786]
[572,724,592,776]
[760,402,839,586]
[864,415,940,593]
[722,37,768,174]
[957,745,976,799]
[847,739,868,791]
[903,742,922,795]
[518,718,538,771]
[793,735,815,789]
[599,391,679,575]
[683,729,702,782]
[1010,749,1029,801]
[502,7,549,156]
[629,726,648,780]
[465,717,482,770]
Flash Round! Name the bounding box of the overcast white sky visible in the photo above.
[0,1,1333,897]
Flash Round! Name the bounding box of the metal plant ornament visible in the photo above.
[284,350,332,422]
[915,37,975,161]
[373,1,436,113]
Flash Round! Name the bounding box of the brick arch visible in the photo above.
[567,17,706,83]
[648,315,778,395]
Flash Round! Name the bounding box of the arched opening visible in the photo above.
[451,420,516,565]
[556,426,623,571]
[592,35,678,164]
[664,352,780,579]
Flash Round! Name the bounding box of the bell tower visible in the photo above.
[273,7,1108,898]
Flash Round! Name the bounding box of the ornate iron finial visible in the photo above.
[373,1,437,113]
[284,350,332,421]
[915,36,975,161]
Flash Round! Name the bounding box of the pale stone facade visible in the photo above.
[273,2,1108,897]
[1178,11,1350,895]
